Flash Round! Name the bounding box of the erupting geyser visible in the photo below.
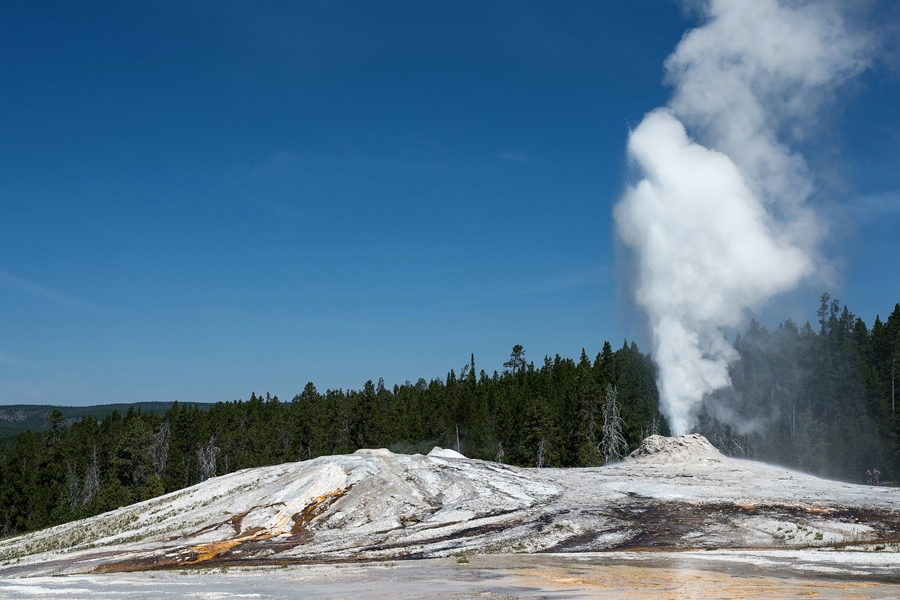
[613,0,873,435]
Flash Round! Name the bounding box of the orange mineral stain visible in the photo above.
[189,539,245,563]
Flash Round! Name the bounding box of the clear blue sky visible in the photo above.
[2,1,898,406]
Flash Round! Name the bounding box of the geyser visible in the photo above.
[614,0,872,435]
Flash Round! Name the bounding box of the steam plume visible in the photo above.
[614,0,871,435]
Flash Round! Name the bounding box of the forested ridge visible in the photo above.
[1,294,898,538]
[0,402,193,442]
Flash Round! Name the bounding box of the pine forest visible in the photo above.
[1,294,898,538]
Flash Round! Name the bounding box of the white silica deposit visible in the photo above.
[627,433,724,465]
[426,447,467,459]
[0,435,897,578]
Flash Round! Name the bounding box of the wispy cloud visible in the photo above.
[441,297,479,308]
[242,149,471,190]
[0,271,104,313]
[252,196,296,219]
[442,265,610,308]
[0,379,75,402]
[497,151,532,163]
[199,304,356,330]
[499,265,610,297]
[0,352,26,368]
[236,151,300,219]
[241,150,295,184]
[847,192,900,223]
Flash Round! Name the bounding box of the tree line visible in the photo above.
[0,340,662,537]
[695,294,900,483]
[1,294,897,538]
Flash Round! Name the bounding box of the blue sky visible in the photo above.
[1,1,898,406]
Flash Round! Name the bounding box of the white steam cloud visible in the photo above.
[614,0,872,436]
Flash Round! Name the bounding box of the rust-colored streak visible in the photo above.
[90,491,900,575]
[190,539,245,563]
[186,526,268,564]
[291,488,347,533]
[228,510,250,534]
[806,506,833,515]
[95,488,349,573]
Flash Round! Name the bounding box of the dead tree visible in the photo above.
[586,392,598,447]
[152,421,170,477]
[601,384,628,464]
[641,415,661,440]
[197,437,220,482]
[66,463,80,511]
[536,438,546,468]
[81,447,100,506]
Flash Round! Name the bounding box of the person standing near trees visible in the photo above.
[866,469,873,485]
[873,468,881,486]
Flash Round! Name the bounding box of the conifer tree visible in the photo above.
[504,345,526,376]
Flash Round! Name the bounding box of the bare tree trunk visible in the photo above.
[66,463,80,511]
[587,392,598,446]
[197,437,220,483]
[152,421,170,477]
[81,447,100,506]
[641,415,660,440]
[601,384,628,464]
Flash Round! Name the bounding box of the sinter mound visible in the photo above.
[3,432,900,577]
[627,433,723,465]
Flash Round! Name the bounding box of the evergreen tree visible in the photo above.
[503,345,526,376]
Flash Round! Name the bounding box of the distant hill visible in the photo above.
[0,402,210,441]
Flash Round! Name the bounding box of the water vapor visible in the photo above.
[614,0,872,436]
